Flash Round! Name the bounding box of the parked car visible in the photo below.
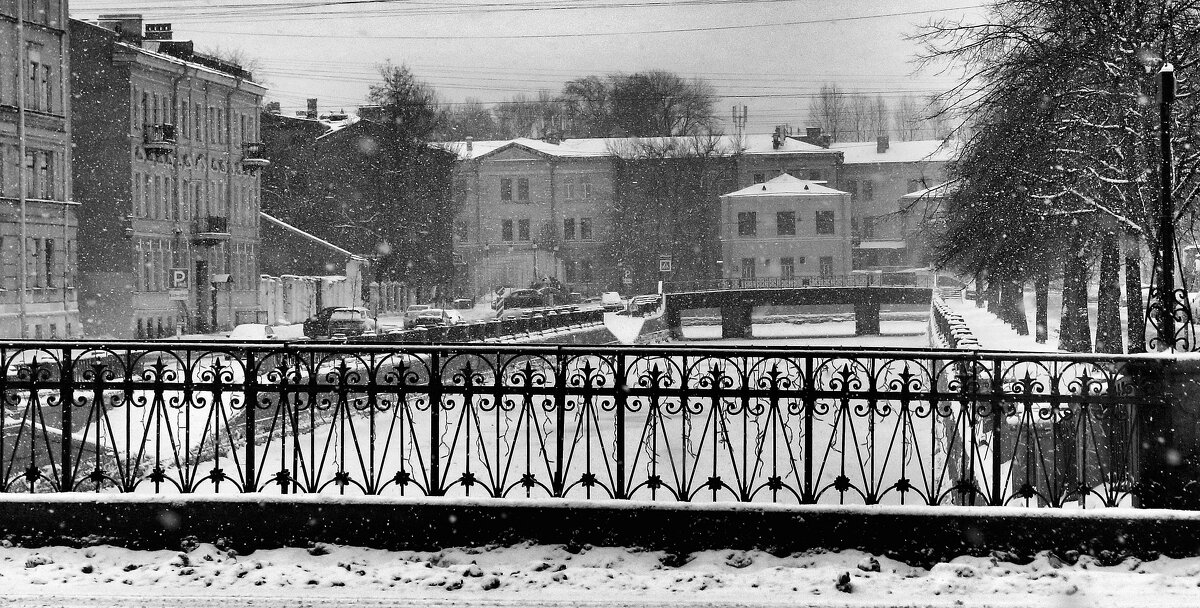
[601,291,624,312]
[496,289,545,311]
[403,304,433,325]
[323,307,377,337]
[451,298,474,310]
[226,323,278,340]
[302,306,343,338]
[409,308,463,327]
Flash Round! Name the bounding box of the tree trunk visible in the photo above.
[1095,232,1123,353]
[986,276,1002,315]
[1058,258,1077,351]
[1035,273,1049,343]
[1006,279,1029,335]
[975,270,985,308]
[1125,232,1146,353]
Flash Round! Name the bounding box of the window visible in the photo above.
[580,175,592,198]
[454,220,468,241]
[753,173,765,184]
[816,210,835,235]
[780,257,795,280]
[517,219,530,241]
[565,179,575,200]
[776,211,796,236]
[864,180,874,201]
[846,180,858,200]
[563,218,576,240]
[517,177,530,201]
[740,257,755,279]
[863,216,876,239]
[44,238,54,288]
[500,178,512,201]
[819,256,834,277]
[501,219,514,242]
[564,260,577,283]
[579,217,593,240]
[580,260,593,282]
[29,237,42,288]
[737,211,757,237]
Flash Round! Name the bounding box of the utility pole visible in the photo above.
[1151,63,1179,350]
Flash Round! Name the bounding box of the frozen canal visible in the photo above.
[678,318,931,348]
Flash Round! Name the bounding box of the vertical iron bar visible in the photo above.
[554,347,566,496]
[244,349,256,492]
[990,357,1002,505]
[803,354,814,502]
[1157,64,1177,349]
[60,348,73,492]
[429,350,442,496]
[615,352,626,499]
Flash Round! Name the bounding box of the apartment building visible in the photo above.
[831,136,956,272]
[719,174,852,281]
[71,16,267,338]
[0,0,80,338]
[447,133,839,297]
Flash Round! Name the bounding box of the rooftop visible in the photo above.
[722,174,846,197]
[438,132,832,161]
[830,139,960,165]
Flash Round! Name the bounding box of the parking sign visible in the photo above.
[170,267,190,289]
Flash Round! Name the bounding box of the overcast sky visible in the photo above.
[71,0,982,136]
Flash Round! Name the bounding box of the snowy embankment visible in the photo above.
[5,540,1200,606]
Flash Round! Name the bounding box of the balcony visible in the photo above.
[143,124,176,155]
[193,215,230,245]
[241,142,270,171]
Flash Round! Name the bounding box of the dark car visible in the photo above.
[313,307,377,338]
[497,289,545,310]
[302,307,342,338]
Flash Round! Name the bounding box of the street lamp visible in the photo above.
[1148,63,1193,351]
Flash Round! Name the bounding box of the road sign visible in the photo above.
[168,289,189,301]
[658,255,672,273]
[170,267,190,289]
[622,268,633,285]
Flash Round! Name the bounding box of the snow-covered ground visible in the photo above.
[5,540,1200,607]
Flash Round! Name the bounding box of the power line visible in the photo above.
[171,5,986,39]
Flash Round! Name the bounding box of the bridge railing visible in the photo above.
[0,341,1172,509]
[663,274,934,293]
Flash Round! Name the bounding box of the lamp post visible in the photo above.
[1150,63,1183,350]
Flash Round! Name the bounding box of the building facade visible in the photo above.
[447,133,840,297]
[0,0,81,338]
[831,136,955,272]
[71,16,267,338]
[719,174,852,281]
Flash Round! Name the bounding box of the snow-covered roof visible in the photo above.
[901,181,955,199]
[437,133,834,161]
[260,212,368,262]
[830,139,960,165]
[722,174,845,197]
[315,115,363,140]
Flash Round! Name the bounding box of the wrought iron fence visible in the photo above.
[663,274,934,293]
[0,342,1165,508]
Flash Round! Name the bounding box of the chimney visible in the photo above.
[806,127,822,139]
[772,125,784,150]
[97,14,145,46]
[877,135,890,154]
[266,101,281,115]
[144,23,173,41]
[820,135,832,148]
[306,98,318,120]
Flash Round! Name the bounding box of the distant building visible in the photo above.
[71,16,268,338]
[718,175,852,281]
[0,0,81,338]
[444,132,840,297]
[898,181,953,269]
[830,136,956,272]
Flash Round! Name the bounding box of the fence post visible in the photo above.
[554,346,566,496]
[428,350,443,496]
[244,349,257,492]
[1136,357,1200,508]
[59,348,73,492]
[615,352,627,499]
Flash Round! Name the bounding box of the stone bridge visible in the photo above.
[663,285,934,338]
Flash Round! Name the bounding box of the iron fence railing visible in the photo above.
[0,342,1167,508]
[663,274,934,293]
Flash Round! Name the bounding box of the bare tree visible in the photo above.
[807,84,848,142]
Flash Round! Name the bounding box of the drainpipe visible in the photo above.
[16,0,28,337]
[60,0,72,334]
[225,82,239,327]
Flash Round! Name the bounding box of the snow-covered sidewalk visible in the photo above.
[3,541,1200,607]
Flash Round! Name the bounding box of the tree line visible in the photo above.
[918,0,1200,353]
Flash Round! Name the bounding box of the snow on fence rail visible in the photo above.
[0,342,1166,509]
[930,296,980,349]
